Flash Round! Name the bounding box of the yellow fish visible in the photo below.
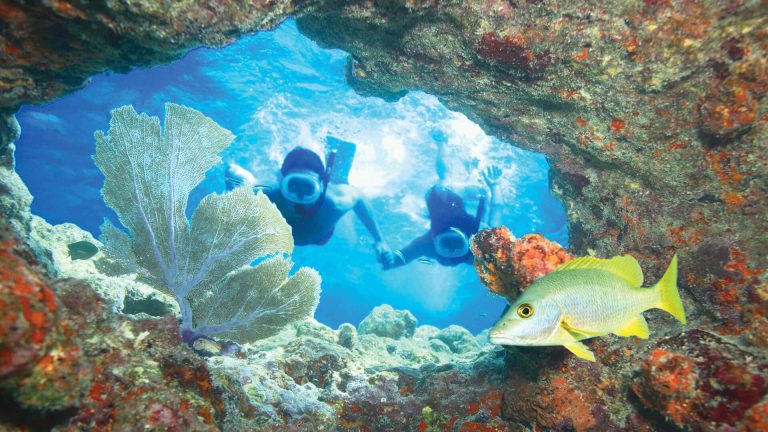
[488,254,684,362]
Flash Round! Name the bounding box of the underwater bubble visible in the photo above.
[67,240,99,260]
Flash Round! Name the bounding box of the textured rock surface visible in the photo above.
[3,0,764,334]
[207,310,507,431]
[496,331,768,431]
[430,325,479,354]
[0,154,31,239]
[358,304,418,339]
[0,219,222,431]
[2,220,767,430]
[0,209,509,431]
[472,227,573,299]
[0,240,57,380]
[27,216,179,317]
[473,223,768,431]
[1,0,767,430]
[0,0,296,113]
[295,0,768,338]
[633,330,767,431]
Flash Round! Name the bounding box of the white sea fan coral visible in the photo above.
[93,103,320,343]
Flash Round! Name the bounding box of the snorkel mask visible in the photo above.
[280,171,323,205]
[433,227,471,258]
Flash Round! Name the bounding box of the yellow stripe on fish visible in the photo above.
[488,254,685,362]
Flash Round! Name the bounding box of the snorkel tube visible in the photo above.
[324,149,336,190]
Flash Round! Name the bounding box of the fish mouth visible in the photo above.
[489,333,518,346]
[490,330,548,346]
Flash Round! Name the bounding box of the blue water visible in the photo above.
[14,19,567,333]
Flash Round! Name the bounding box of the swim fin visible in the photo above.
[325,136,356,185]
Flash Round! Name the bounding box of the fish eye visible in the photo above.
[516,303,534,318]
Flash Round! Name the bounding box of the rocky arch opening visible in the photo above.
[13,19,567,333]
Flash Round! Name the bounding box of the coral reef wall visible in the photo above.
[0,0,295,113]
[2,0,765,335]
[1,1,767,430]
[294,0,768,337]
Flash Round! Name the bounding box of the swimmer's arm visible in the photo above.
[389,234,434,269]
[353,198,396,264]
[482,166,503,228]
[481,185,502,228]
[352,198,385,243]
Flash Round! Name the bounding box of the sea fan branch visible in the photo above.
[94,103,319,342]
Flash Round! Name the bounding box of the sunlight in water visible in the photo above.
[14,19,567,332]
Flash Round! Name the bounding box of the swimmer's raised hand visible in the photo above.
[482,165,502,187]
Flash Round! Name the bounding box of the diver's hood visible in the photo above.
[281,171,323,205]
[433,227,470,258]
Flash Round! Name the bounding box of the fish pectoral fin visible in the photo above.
[560,320,601,339]
[614,315,650,339]
[563,341,596,362]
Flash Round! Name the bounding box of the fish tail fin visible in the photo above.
[653,254,686,324]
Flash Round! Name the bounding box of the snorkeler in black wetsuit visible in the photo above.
[381,166,502,269]
[226,147,392,261]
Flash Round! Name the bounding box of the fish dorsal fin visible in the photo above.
[560,320,602,339]
[614,315,650,339]
[555,255,643,287]
[563,341,596,362]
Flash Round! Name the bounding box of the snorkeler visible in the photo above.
[225,143,393,262]
[381,166,502,269]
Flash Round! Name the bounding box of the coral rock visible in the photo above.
[337,322,358,349]
[430,325,479,354]
[633,330,768,430]
[0,251,224,430]
[472,227,572,300]
[358,304,417,339]
[1,0,768,430]
[475,32,554,79]
[280,338,348,389]
[0,240,57,379]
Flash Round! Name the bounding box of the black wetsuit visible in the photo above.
[265,189,340,246]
